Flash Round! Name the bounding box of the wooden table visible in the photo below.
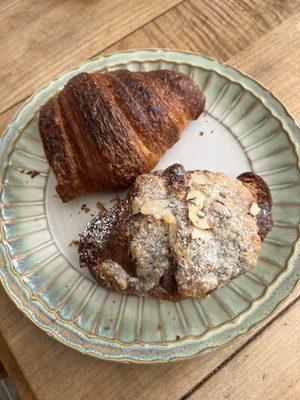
[0,1,300,399]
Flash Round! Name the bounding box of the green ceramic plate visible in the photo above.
[0,50,299,363]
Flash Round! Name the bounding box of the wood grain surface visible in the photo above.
[104,0,300,61]
[0,1,299,399]
[0,0,182,113]
[0,286,298,400]
[189,302,300,400]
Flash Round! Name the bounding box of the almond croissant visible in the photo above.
[79,164,273,301]
[39,70,205,201]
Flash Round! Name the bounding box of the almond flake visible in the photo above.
[187,190,206,209]
[132,197,143,214]
[140,199,168,216]
[191,196,205,207]
[160,210,175,224]
[191,172,209,185]
[249,202,260,216]
[188,203,212,230]
[186,190,205,200]
[191,228,213,240]
[213,201,231,217]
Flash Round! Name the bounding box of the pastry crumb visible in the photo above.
[29,170,40,178]
[19,169,40,178]
[81,204,90,213]
[96,201,106,215]
[109,195,121,203]
[69,240,79,247]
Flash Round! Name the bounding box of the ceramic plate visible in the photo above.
[0,50,299,363]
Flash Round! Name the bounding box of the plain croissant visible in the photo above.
[39,70,205,201]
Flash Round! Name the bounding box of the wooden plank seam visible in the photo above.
[180,294,300,399]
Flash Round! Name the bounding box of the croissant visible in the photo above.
[79,164,273,301]
[39,70,205,201]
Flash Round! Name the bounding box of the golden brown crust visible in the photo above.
[79,165,273,301]
[238,172,273,240]
[39,70,205,201]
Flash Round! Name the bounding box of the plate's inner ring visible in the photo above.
[1,56,299,350]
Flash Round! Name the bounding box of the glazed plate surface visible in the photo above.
[0,50,299,363]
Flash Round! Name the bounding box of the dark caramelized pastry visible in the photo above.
[39,70,205,201]
[79,164,273,301]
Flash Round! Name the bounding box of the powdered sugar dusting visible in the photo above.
[79,165,262,299]
[174,171,261,297]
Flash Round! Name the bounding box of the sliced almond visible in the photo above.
[188,203,212,230]
[191,197,205,208]
[191,172,209,185]
[249,202,260,216]
[212,201,231,217]
[188,203,199,219]
[140,199,168,216]
[186,189,205,200]
[132,197,143,214]
[187,190,206,208]
[160,210,175,224]
[154,210,175,224]
[191,227,213,240]
[195,217,213,230]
